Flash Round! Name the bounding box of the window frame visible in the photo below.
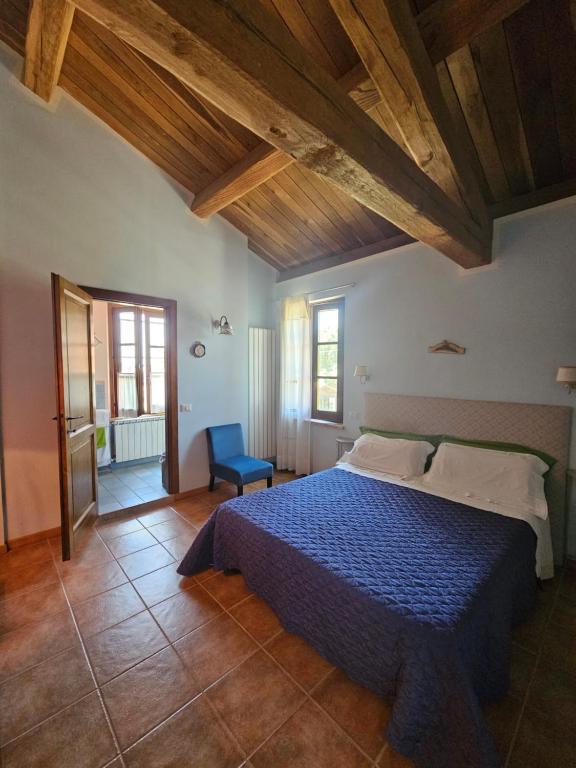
[311,297,345,424]
[109,303,166,418]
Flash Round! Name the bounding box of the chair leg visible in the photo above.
[267,476,273,489]
[237,485,244,497]
[209,474,215,492]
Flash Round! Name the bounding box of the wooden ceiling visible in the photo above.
[2,0,575,279]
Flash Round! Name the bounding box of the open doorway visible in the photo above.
[82,287,179,515]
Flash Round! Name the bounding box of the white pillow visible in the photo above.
[419,442,549,519]
[338,433,435,477]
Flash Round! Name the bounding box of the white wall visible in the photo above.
[276,199,576,555]
[0,45,275,540]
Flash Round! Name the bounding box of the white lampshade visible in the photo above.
[354,365,368,378]
[557,366,576,385]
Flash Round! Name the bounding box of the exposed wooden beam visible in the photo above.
[329,0,489,231]
[192,0,527,219]
[190,63,379,218]
[418,0,530,65]
[489,178,576,218]
[276,234,416,281]
[22,0,74,101]
[72,0,490,267]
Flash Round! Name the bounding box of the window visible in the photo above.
[311,298,344,423]
[110,305,165,417]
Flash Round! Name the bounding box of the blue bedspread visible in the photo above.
[178,468,537,768]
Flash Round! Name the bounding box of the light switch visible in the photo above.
[179,404,192,412]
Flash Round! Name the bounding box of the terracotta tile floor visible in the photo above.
[1,472,575,768]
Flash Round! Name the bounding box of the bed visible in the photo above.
[178,395,571,768]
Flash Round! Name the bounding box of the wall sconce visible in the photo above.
[213,315,233,335]
[354,365,369,384]
[556,366,576,393]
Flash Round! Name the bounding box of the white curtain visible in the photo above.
[277,295,311,475]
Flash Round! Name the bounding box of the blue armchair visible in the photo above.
[206,423,273,496]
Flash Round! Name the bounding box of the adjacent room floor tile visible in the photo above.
[150,586,222,642]
[117,544,175,580]
[73,582,145,638]
[101,646,198,749]
[0,691,117,768]
[250,700,370,768]
[85,610,167,685]
[265,631,333,691]
[0,645,95,745]
[123,695,243,768]
[174,614,257,689]
[132,563,197,607]
[208,650,305,754]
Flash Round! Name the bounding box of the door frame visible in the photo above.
[80,286,179,495]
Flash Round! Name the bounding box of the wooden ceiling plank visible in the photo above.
[62,46,210,188]
[226,204,304,266]
[75,13,248,168]
[417,0,530,65]
[246,240,284,270]
[276,233,416,281]
[67,26,231,178]
[250,185,332,256]
[22,0,74,102]
[269,169,360,252]
[328,0,490,231]
[470,23,534,196]
[60,72,196,192]
[297,0,359,73]
[489,178,576,218]
[504,0,563,189]
[234,196,316,261]
[264,174,354,253]
[446,45,511,201]
[541,0,576,179]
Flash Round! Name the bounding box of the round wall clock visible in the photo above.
[191,342,206,358]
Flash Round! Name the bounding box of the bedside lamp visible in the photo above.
[557,366,576,393]
[354,365,369,384]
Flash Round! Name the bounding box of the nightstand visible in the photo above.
[336,437,355,459]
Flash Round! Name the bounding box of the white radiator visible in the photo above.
[248,327,276,460]
[113,416,165,463]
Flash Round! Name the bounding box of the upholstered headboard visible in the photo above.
[364,393,572,562]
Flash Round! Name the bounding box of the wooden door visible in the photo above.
[52,274,98,560]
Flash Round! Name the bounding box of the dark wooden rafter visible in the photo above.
[189,0,528,222]
[328,0,489,229]
[70,0,490,267]
[23,0,75,101]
